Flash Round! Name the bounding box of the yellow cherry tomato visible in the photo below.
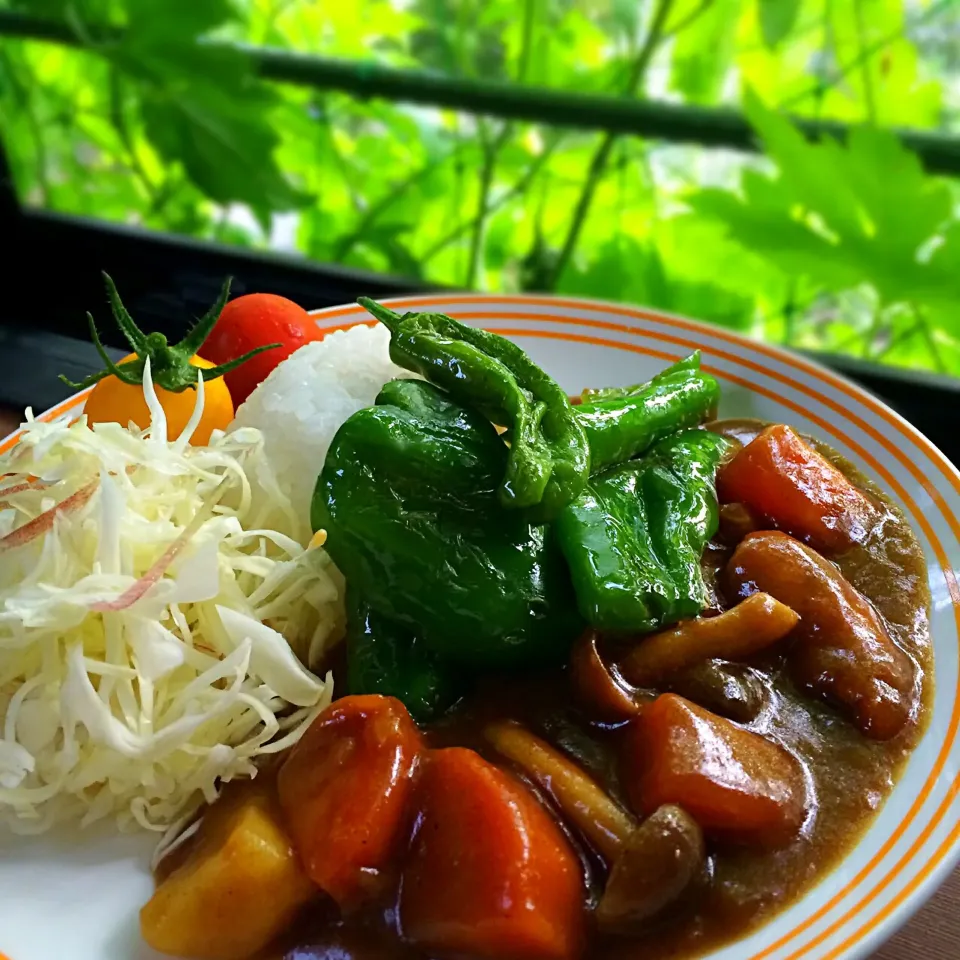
[83,353,234,446]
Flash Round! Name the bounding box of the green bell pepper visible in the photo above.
[358,298,589,521]
[313,378,583,669]
[555,428,732,633]
[576,353,720,472]
[345,588,463,722]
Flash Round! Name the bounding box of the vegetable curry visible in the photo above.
[140,303,931,960]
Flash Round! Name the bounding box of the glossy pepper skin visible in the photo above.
[358,298,589,522]
[580,352,701,402]
[346,588,463,722]
[576,353,721,473]
[313,378,583,669]
[556,429,732,633]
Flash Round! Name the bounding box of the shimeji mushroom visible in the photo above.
[663,659,767,724]
[617,592,799,688]
[571,628,767,725]
[570,630,650,723]
[570,600,789,727]
[485,721,705,931]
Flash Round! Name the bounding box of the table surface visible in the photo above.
[0,404,957,958]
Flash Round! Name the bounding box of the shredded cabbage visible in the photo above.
[0,369,343,834]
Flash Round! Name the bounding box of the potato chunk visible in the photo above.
[140,782,314,960]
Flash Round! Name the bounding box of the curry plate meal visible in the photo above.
[0,278,931,960]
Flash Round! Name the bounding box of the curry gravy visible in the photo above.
[172,420,933,960]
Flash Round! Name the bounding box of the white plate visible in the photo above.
[2,294,959,960]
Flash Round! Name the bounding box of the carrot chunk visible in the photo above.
[622,694,806,846]
[400,747,585,960]
[726,531,915,740]
[716,424,879,551]
[277,695,423,909]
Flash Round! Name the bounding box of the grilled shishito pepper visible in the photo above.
[579,352,702,402]
[358,298,589,521]
[577,353,721,472]
[555,429,733,633]
[313,379,582,671]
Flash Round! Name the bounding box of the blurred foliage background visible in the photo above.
[1,0,960,374]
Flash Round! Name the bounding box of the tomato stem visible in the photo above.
[104,271,150,354]
[60,273,283,395]
[179,277,233,358]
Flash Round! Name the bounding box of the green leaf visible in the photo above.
[607,0,644,39]
[758,0,801,49]
[559,237,752,330]
[930,224,960,275]
[687,184,862,293]
[694,91,958,318]
[669,0,741,104]
[124,0,237,41]
[7,0,70,15]
[105,0,305,215]
[355,224,423,278]
[742,88,862,235]
[855,126,950,241]
[557,236,658,303]
[4,0,958,378]
[141,86,306,217]
[6,0,118,20]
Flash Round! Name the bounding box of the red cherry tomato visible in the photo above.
[204,293,323,405]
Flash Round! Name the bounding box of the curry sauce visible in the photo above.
[157,419,932,960]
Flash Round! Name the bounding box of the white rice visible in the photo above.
[232,323,413,540]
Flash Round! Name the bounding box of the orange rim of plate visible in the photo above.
[3,294,959,960]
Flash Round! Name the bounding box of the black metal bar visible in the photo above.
[251,48,960,174]
[2,10,960,176]
[0,10,90,45]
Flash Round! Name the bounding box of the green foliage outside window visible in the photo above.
[2,0,959,374]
